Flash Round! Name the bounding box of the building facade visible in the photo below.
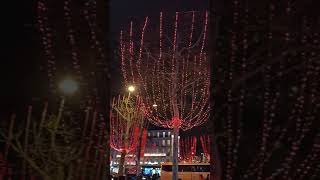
[110,129,175,174]
[142,129,174,165]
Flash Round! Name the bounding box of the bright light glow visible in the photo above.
[59,78,78,94]
[153,104,158,107]
[116,154,134,158]
[144,153,166,157]
[143,162,160,165]
[128,85,135,92]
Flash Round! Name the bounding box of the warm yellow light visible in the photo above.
[128,85,135,92]
[59,78,78,94]
[153,104,158,107]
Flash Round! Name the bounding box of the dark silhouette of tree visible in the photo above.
[209,0,320,179]
[36,0,111,178]
[0,102,107,180]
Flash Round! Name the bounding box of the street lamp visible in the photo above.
[126,85,136,103]
[59,78,78,95]
[127,85,135,93]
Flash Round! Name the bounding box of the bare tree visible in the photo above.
[0,101,107,180]
[110,93,145,176]
[119,11,210,180]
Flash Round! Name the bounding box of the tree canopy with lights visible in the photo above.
[119,11,210,179]
[110,93,145,176]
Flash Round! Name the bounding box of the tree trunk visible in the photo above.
[172,126,179,180]
[118,151,126,176]
[171,71,180,180]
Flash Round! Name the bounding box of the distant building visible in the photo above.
[142,129,174,165]
[110,129,175,174]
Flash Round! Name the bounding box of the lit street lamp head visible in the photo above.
[59,78,78,95]
[127,85,135,92]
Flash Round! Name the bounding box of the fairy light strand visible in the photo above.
[120,11,210,131]
[63,0,83,81]
[179,136,197,162]
[225,1,239,179]
[110,95,144,153]
[266,16,312,180]
[37,0,57,92]
[200,135,211,161]
[83,0,105,60]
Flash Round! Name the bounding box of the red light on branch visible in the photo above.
[179,136,197,162]
[140,129,148,157]
[110,94,145,154]
[200,135,211,161]
[120,11,210,131]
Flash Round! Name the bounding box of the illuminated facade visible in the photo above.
[142,129,174,165]
[111,129,175,174]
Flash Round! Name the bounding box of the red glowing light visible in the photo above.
[110,94,145,153]
[200,135,210,160]
[179,136,197,162]
[119,11,210,131]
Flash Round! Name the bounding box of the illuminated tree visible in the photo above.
[0,102,107,180]
[110,93,145,176]
[209,0,320,179]
[200,135,210,162]
[37,0,110,177]
[119,11,210,180]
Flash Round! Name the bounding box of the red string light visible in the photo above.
[265,16,314,180]
[110,95,144,154]
[214,0,320,179]
[179,136,197,162]
[63,0,83,81]
[225,1,239,179]
[140,129,148,157]
[120,11,210,131]
[200,135,210,161]
[37,0,57,92]
[83,0,105,60]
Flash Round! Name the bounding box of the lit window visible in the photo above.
[148,133,151,137]
[167,140,170,146]
[168,132,171,136]
[163,132,166,137]
[162,140,166,146]
[157,132,160,137]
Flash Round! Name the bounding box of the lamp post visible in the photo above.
[126,85,136,178]
[127,85,135,93]
[126,85,144,180]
